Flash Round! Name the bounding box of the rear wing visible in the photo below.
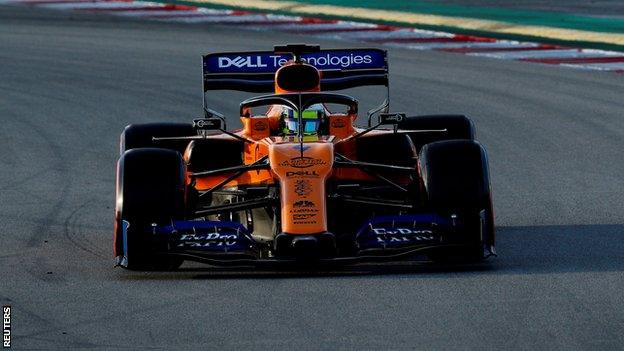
[202,48,388,93]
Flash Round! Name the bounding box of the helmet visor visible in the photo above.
[285,119,319,134]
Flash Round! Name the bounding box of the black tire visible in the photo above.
[398,115,475,153]
[115,148,186,270]
[355,132,417,167]
[120,123,194,155]
[418,140,494,262]
[185,138,244,173]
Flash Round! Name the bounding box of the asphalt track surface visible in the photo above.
[1,5,624,350]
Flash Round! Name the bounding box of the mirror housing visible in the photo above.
[193,118,222,132]
[379,112,406,125]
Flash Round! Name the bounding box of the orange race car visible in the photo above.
[113,44,496,270]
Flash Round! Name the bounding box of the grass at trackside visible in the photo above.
[149,0,624,53]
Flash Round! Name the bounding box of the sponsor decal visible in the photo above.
[371,228,433,235]
[290,204,319,214]
[218,56,268,68]
[302,53,373,68]
[294,179,312,197]
[205,49,386,73]
[292,212,318,225]
[177,233,238,248]
[193,118,221,130]
[280,157,326,169]
[371,228,436,243]
[218,54,372,69]
[293,200,315,208]
[290,198,319,222]
[379,113,406,125]
[291,208,318,213]
[382,114,404,123]
[293,213,316,221]
[253,120,267,132]
[3,306,9,348]
[286,170,319,178]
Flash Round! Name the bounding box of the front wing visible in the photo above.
[118,213,494,268]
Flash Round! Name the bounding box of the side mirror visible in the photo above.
[379,112,406,125]
[193,118,222,132]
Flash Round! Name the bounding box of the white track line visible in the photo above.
[328,28,452,40]
[38,1,161,9]
[431,42,539,50]
[563,62,624,71]
[470,49,616,59]
[434,41,541,50]
[161,14,299,24]
[117,8,231,17]
[276,21,379,32]
[383,41,506,50]
[115,10,196,16]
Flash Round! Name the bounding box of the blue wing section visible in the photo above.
[154,220,255,252]
[202,48,388,92]
[356,214,451,251]
[204,49,387,73]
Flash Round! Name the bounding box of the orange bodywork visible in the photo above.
[269,141,333,234]
[185,59,389,235]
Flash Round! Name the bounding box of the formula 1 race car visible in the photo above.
[114,44,496,270]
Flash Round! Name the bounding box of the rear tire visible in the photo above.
[355,132,417,167]
[115,148,186,270]
[398,115,475,153]
[418,140,494,262]
[185,139,244,173]
[120,123,194,155]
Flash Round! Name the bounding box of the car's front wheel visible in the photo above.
[114,148,186,270]
[418,139,494,262]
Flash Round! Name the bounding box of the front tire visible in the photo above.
[114,148,186,270]
[418,140,494,262]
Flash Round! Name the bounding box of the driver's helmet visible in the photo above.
[281,104,326,136]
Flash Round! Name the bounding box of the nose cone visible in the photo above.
[269,142,333,235]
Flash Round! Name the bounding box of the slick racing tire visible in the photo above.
[185,139,244,173]
[398,115,475,153]
[115,148,186,270]
[120,122,194,155]
[355,132,417,167]
[418,140,494,262]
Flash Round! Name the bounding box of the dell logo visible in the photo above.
[218,56,268,68]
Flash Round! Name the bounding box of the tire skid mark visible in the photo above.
[0,166,56,191]
[11,116,72,249]
[0,213,109,232]
[63,200,109,259]
[5,116,74,287]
